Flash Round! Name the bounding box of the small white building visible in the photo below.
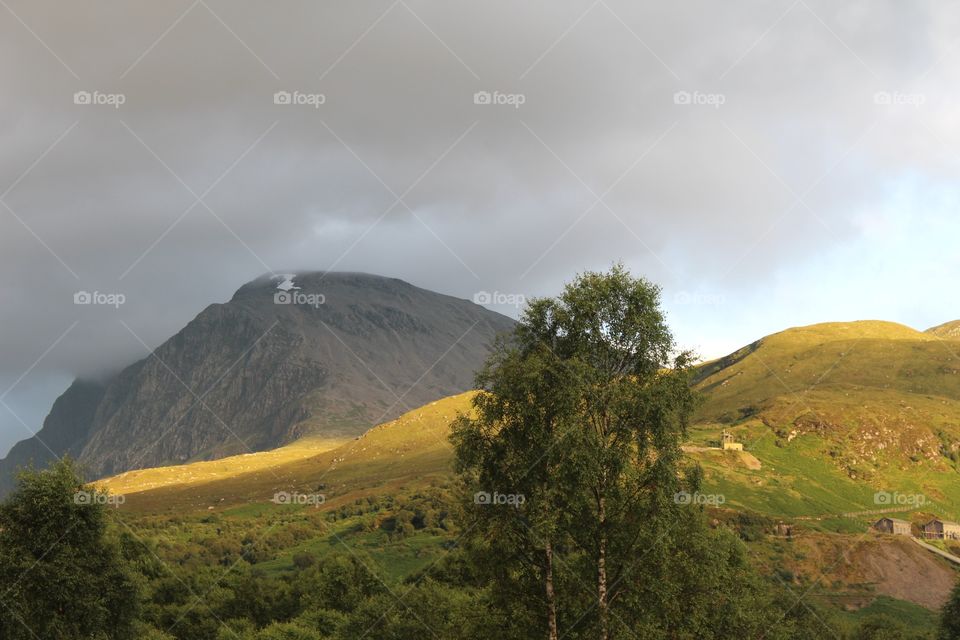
[721,431,743,451]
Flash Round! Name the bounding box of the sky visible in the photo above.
[2,0,960,457]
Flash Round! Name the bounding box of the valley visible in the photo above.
[4,272,959,638]
[75,317,960,632]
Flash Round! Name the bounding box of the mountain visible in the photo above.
[94,335,960,624]
[687,320,960,517]
[0,273,513,491]
[927,320,960,340]
[0,380,106,493]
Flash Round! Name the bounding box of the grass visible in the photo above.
[838,595,940,628]
[99,392,475,513]
[687,319,960,528]
[250,515,447,581]
[98,436,349,495]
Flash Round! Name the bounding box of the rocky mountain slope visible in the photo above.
[0,273,513,491]
[0,380,106,493]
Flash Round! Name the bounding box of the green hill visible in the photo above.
[687,320,960,520]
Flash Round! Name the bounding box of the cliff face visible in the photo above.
[1,272,514,485]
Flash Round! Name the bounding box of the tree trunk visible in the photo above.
[598,494,609,640]
[545,540,559,640]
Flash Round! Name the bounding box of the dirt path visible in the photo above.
[912,537,960,566]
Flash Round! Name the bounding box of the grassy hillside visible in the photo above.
[688,320,960,521]
[102,319,960,522]
[97,392,475,512]
[99,436,349,495]
[94,325,960,623]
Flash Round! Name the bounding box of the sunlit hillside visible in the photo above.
[96,319,960,527]
[687,320,960,521]
[98,392,476,512]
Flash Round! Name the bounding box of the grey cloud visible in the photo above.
[1,0,957,453]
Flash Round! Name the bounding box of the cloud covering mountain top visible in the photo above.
[2,0,960,454]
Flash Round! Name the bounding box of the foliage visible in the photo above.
[451,265,807,639]
[940,577,960,640]
[0,458,141,639]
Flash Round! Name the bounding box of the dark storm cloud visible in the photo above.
[2,0,959,454]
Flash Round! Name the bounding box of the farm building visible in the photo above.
[923,519,960,540]
[874,517,911,536]
[721,431,743,451]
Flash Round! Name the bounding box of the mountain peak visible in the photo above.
[0,273,514,489]
[231,271,408,298]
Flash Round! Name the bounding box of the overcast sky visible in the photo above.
[2,0,959,456]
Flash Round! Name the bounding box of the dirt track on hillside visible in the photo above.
[787,534,957,609]
[849,537,956,608]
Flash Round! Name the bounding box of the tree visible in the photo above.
[292,552,316,570]
[453,265,701,640]
[452,312,584,640]
[335,579,480,640]
[528,267,698,640]
[941,578,960,639]
[0,458,140,639]
[856,613,929,640]
[295,555,385,613]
